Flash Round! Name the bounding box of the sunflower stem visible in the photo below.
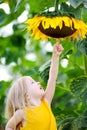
[54,0,59,12]
[84,55,87,75]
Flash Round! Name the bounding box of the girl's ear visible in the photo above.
[25,93,30,106]
[26,93,30,101]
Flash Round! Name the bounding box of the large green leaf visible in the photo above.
[60,3,82,19]
[0,9,7,25]
[6,0,26,23]
[70,76,87,106]
[39,60,51,83]
[58,117,75,130]
[0,34,26,64]
[66,67,84,79]
[74,117,87,129]
[57,112,87,129]
[8,0,17,12]
[73,111,87,129]
[28,0,54,14]
[75,38,87,56]
[69,0,84,8]
[59,0,68,3]
[0,0,4,4]
[2,49,19,64]
[0,81,11,127]
[8,0,24,13]
[81,7,87,23]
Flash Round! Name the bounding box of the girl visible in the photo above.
[5,41,64,130]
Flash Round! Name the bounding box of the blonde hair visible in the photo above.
[5,76,30,120]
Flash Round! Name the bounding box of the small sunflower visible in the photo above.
[25,12,87,40]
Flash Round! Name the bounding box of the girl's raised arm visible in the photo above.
[44,40,64,105]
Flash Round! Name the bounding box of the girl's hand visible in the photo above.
[53,42,64,56]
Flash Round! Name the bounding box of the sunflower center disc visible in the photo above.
[38,21,77,38]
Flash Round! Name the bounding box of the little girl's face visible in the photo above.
[25,77,45,99]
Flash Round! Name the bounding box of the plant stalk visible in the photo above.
[54,0,59,12]
[84,55,87,75]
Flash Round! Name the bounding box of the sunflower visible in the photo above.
[25,12,87,40]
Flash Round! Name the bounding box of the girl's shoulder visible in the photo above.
[42,98,51,107]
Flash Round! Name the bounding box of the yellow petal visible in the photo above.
[49,18,57,29]
[72,18,80,29]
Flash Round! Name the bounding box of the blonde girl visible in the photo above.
[5,42,64,130]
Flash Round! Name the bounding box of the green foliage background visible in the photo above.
[0,0,87,129]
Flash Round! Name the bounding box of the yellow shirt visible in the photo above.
[20,100,57,130]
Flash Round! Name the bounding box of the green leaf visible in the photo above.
[28,0,54,14]
[73,115,87,129]
[58,117,75,128]
[75,38,87,56]
[66,67,84,79]
[8,0,20,13]
[0,9,7,25]
[59,0,68,3]
[2,49,18,64]
[14,0,23,12]
[8,0,25,13]
[69,0,84,8]
[10,34,26,47]
[0,0,4,4]
[70,76,87,106]
[60,3,82,19]
[0,81,11,96]
[39,60,51,83]
[81,7,87,23]
[8,0,17,13]
[61,49,73,59]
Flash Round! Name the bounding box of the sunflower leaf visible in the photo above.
[39,60,51,83]
[73,115,87,128]
[8,0,17,13]
[75,38,87,56]
[27,0,54,14]
[70,76,87,106]
[0,9,7,25]
[60,3,82,18]
[66,67,84,79]
[8,0,24,13]
[59,0,68,3]
[69,0,84,8]
[0,0,4,4]
[81,7,87,23]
